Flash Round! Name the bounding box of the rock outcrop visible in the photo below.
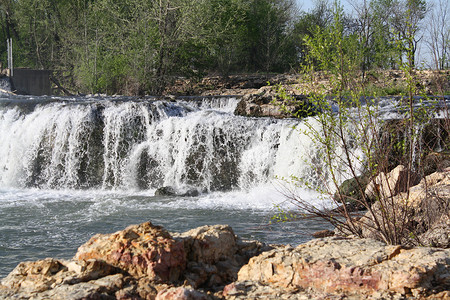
[233,86,318,119]
[165,71,450,99]
[226,237,450,299]
[0,222,267,299]
[360,167,450,247]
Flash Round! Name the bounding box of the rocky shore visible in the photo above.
[1,167,449,300]
[1,224,449,299]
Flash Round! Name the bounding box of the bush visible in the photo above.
[276,1,449,246]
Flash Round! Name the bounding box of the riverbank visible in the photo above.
[1,169,449,299]
[162,70,450,119]
[166,70,450,97]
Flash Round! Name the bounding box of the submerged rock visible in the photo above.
[155,186,200,197]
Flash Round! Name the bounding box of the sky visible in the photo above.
[296,0,352,13]
[297,0,315,12]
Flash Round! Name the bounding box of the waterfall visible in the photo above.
[0,95,356,193]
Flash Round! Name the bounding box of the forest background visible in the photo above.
[0,0,448,95]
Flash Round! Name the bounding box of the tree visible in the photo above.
[13,0,63,69]
[303,0,360,90]
[426,0,450,69]
[0,0,17,68]
[292,0,333,65]
[278,0,442,247]
[244,0,298,72]
[390,0,427,69]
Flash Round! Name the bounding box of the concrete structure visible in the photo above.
[12,68,52,95]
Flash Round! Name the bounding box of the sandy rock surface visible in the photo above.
[231,237,450,299]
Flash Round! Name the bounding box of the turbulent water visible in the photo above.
[0,94,356,278]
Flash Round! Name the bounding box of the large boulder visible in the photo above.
[75,221,186,282]
[228,237,450,299]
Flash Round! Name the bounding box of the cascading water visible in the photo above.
[0,96,333,193]
[0,95,343,278]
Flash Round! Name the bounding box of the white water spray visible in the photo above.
[0,96,355,193]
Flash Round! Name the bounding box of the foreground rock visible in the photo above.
[75,222,186,281]
[2,223,450,300]
[227,237,450,299]
[0,222,267,299]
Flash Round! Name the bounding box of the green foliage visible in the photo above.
[0,0,437,95]
[270,204,297,223]
[302,1,361,92]
[1,0,303,94]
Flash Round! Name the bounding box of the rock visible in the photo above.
[156,286,208,300]
[155,186,178,196]
[312,229,335,238]
[423,151,450,176]
[155,186,200,197]
[365,165,419,200]
[234,96,288,118]
[360,168,450,247]
[1,258,67,294]
[173,225,269,288]
[234,86,317,119]
[234,236,450,298]
[35,273,127,300]
[223,280,311,299]
[419,214,450,248]
[0,258,127,300]
[176,225,237,264]
[2,221,450,300]
[333,174,369,211]
[75,221,186,281]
